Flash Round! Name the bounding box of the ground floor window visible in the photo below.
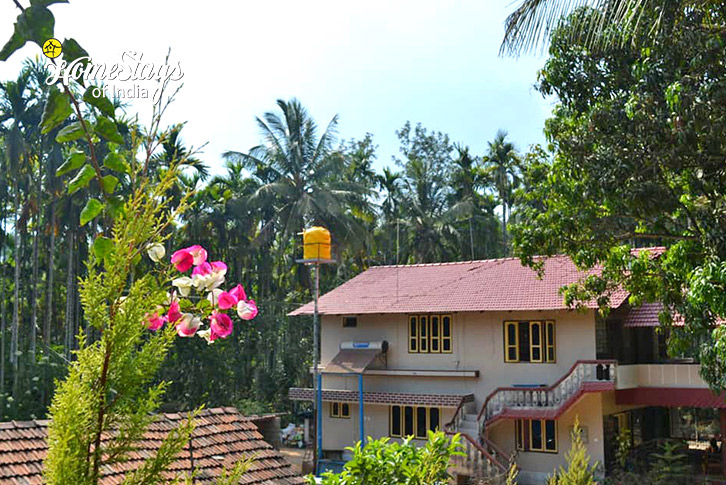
[389,405,441,439]
[515,418,557,453]
[330,402,350,419]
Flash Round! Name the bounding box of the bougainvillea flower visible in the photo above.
[147,243,166,263]
[192,261,226,291]
[229,284,246,302]
[191,262,212,276]
[145,311,166,331]
[237,299,258,321]
[216,291,238,310]
[209,310,233,341]
[171,249,194,272]
[176,313,201,337]
[167,300,182,324]
[185,245,208,266]
[210,261,227,276]
[172,277,194,297]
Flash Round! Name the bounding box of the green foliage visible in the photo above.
[615,428,631,471]
[43,169,191,484]
[648,440,690,485]
[547,418,598,485]
[512,2,726,389]
[312,431,463,485]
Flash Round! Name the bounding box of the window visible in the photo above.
[390,405,441,438]
[504,320,556,363]
[408,314,453,354]
[330,402,350,419]
[343,316,357,328]
[515,419,557,453]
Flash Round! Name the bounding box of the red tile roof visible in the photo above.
[623,302,666,327]
[289,254,647,316]
[0,407,304,485]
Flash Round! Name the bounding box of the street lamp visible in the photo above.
[296,226,335,475]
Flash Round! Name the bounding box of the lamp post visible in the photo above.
[296,227,335,476]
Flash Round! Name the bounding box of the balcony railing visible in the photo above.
[479,360,617,425]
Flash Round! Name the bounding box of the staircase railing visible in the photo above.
[446,431,508,477]
[444,398,467,433]
[478,360,617,424]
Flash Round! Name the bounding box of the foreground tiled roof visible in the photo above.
[289,253,657,316]
[0,407,304,485]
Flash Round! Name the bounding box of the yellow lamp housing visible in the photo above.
[303,226,332,261]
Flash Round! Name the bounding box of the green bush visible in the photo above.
[311,431,463,485]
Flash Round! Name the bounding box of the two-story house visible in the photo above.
[288,254,726,484]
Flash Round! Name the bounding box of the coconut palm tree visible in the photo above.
[500,0,709,56]
[223,99,371,247]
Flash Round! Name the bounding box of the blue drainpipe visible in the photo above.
[358,373,365,446]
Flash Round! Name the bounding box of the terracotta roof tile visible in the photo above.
[0,408,303,484]
[289,252,668,316]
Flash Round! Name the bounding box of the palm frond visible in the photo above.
[500,0,666,56]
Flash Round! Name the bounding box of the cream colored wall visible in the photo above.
[321,310,597,403]
[321,402,454,451]
[487,394,605,477]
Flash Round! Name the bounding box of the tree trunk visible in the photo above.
[30,183,40,362]
[0,217,6,400]
[43,202,56,406]
[11,182,21,407]
[64,230,74,361]
[44,202,55,349]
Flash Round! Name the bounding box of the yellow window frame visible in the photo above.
[530,321,543,363]
[419,316,429,353]
[441,314,453,353]
[390,406,402,437]
[409,316,419,353]
[528,419,558,453]
[330,402,350,419]
[545,320,556,363]
[429,315,441,353]
[390,405,441,439]
[515,419,525,451]
[504,321,519,362]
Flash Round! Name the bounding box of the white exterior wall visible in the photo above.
[320,309,597,401]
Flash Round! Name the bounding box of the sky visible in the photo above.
[0,0,554,176]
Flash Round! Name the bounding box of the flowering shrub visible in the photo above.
[144,244,258,342]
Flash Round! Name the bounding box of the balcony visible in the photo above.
[616,363,707,389]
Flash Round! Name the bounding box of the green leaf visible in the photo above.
[67,164,96,194]
[0,31,26,62]
[80,198,104,226]
[30,0,69,6]
[55,121,85,143]
[95,116,123,144]
[106,195,125,220]
[0,6,54,61]
[40,89,72,134]
[103,152,130,174]
[101,175,119,194]
[83,86,115,118]
[56,150,85,176]
[16,6,55,48]
[92,236,114,260]
[61,38,89,81]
